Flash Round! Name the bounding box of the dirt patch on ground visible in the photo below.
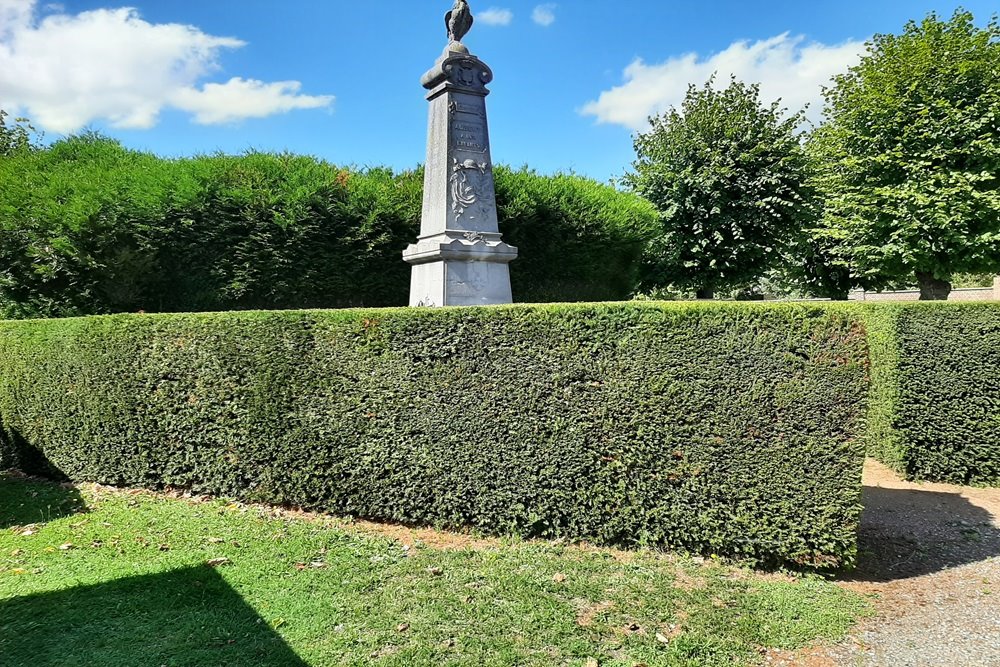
[347,519,501,551]
[844,459,999,584]
[803,459,1000,667]
[671,569,708,591]
[574,599,616,627]
[74,480,505,551]
[765,647,840,667]
[71,480,645,556]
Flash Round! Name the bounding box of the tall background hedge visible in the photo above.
[865,303,1000,485]
[0,135,657,318]
[0,303,869,567]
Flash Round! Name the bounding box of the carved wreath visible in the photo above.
[450,158,488,217]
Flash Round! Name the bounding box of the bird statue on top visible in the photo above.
[446,0,474,45]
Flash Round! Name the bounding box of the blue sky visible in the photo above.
[1,0,996,180]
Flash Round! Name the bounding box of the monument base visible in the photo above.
[404,233,517,307]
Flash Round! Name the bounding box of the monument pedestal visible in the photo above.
[403,46,517,307]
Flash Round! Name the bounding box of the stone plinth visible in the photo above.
[994,276,1000,301]
[403,46,517,307]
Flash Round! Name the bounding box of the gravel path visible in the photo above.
[798,460,1000,667]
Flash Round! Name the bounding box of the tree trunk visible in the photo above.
[916,271,951,301]
[696,288,714,300]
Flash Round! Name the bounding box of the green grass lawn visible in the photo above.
[0,473,868,666]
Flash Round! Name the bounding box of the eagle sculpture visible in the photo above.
[446,0,474,44]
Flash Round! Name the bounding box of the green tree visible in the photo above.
[0,110,39,157]
[625,77,814,299]
[780,182,858,300]
[810,10,1000,300]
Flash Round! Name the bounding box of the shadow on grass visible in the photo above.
[0,473,86,530]
[0,565,309,667]
[1,426,86,529]
[842,484,1000,582]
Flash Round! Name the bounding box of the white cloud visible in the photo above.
[478,7,513,27]
[173,78,333,125]
[532,4,556,27]
[0,0,334,133]
[0,0,34,40]
[581,33,866,131]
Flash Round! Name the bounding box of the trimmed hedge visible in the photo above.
[865,303,1000,485]
[497,170,654,302]
[0,136,657,317]
[0,303,868,567]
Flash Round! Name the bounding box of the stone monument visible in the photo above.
[403,0,517,307]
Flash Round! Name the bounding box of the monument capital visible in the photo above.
[421,53,494,97]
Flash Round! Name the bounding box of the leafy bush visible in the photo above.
[625,77,814,298]
[864,303,1000,485]
[496,168,657,302]
[0,302,869,567]
[0,137,655,317]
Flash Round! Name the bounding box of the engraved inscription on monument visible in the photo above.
[452,119,486,153]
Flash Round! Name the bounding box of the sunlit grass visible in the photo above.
[0,473,869,666]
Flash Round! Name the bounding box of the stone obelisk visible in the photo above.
[403,0,517,307]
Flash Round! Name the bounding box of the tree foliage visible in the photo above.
[809,10,1000,299]
[0,134,655,317]
[625,77,814,298]
[0,110,39,157]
